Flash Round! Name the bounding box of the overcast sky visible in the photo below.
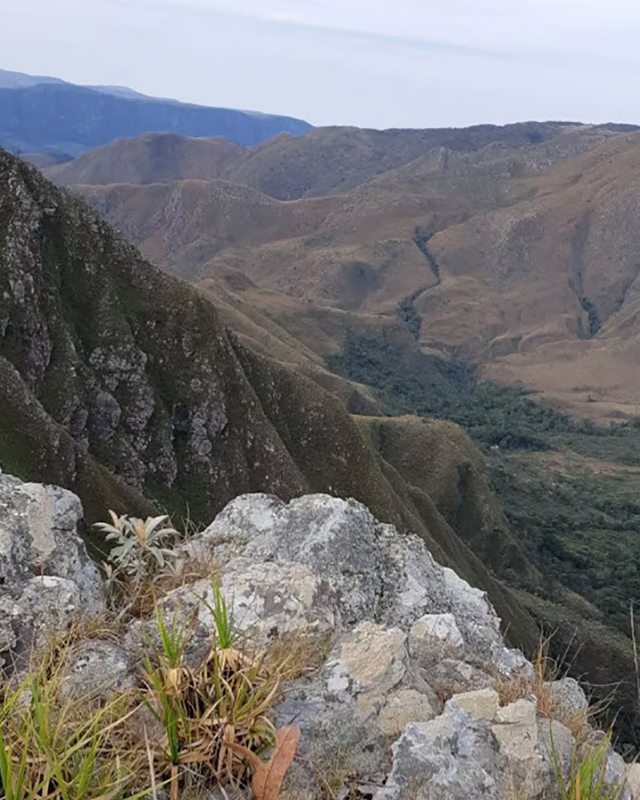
[4,0,640,128]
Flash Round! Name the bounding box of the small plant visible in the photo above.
[142,587,293,799]
[551,736,626,800]
[96,512,179,579]
[95,512,180,615]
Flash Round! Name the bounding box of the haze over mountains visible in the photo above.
[51,120,640,422]
[0,68,311,161]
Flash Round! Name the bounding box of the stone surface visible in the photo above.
[0,473,103,607]
[409,612,464,653]
[492,697,547,795]
[375,705,509,800]
[59,639,135,700]
[544,677,589,727]
[159,559,337,646]
[447,688,500,721]
[537,718,576,782]
[0,478,631,800]
[325,621,407,700]
[377,689,437,736]
[182,493,526,673]
[625,763,640,799]
[0,475,105,663]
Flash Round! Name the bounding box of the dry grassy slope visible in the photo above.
[48,133,243,186]
[430,131,640,418]
[71,124,624,311]
[59,122,640,419]
[51,121,619,200]
[0,146,539,650]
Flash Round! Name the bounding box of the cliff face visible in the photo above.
[0,148,539,649]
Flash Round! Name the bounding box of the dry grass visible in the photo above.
[140,584,331,800]
[496,638,597,743]
[0,634,148,800]
[0,574,317,800]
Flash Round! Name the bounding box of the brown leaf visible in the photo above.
[229,725,301,800]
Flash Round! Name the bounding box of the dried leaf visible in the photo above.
[230,725,300,800]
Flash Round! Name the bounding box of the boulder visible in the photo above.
[544,677,589,728]
[179,493,527,674]
[375,704,509,800]
[59,639,135,700]
[0,473,105,663]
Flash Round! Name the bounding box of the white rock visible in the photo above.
[377,689,436,736]
[325,621,407,698]
[625,764,640,799]
[447,688,500,721]
[410,612,464,652]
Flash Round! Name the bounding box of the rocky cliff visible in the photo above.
[0,147,539,650]
[0,471,636,800]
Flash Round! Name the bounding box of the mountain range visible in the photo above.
[0,68,311,161]
[6,105,640,748]
[49,120,640,422]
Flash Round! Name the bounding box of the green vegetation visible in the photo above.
[327,331,585,448]
[0,554,301,800]
[580,297,602,338]
[551,736,626,800]
[329,331,640,726]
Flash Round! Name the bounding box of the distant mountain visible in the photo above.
[0,68,311,157]
[0,67,66,89]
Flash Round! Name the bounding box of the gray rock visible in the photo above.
[537,718,576,783]
[159,558,338,645]
[182,493,526,675]
[375,705,509,800]
[59,639,136,700]
[409,612,464,654]
[544,677,589,728]
[0,474,105,663]
[0,474,103,606]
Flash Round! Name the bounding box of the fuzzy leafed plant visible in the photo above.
[95,512,179,612]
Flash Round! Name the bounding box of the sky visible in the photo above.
[4,0,640,128]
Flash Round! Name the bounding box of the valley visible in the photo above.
[42,120,640,751]
[5,116,640,753]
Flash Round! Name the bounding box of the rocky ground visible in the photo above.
[0,469,638,800]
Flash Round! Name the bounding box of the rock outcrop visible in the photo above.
[0,471,104,664]
[0,472,636,798]
[120,489,635,798]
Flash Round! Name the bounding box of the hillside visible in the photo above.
[0,146,547,663]
[47,122,640,747]
[0,73,311,158]
[59,122,640,421]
